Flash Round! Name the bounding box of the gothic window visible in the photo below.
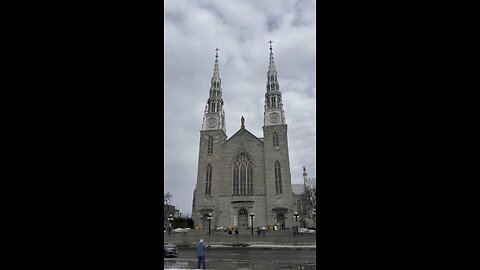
[205,164,212,195]
[274,161,282,194]
[247,166,253,194]
[270,74,274,82]
[208,136,213,154]
[233,166,239,194]
[240,164,246,194]
[233,154,253,195]
[273,132,279,148]
[271,83,275,91]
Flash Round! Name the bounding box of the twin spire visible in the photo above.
[202,42,285,132]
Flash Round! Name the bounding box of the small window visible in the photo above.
[273,132,279,148]
[275,161,282,194]
[205,164,212,195]
[208,136,213,154]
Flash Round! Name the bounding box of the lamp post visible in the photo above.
[294,212,299,236]
[250,212,255,236]
[207,213,213,236]
[167,214,174,235]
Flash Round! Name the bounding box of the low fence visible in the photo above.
[164,230,316,246]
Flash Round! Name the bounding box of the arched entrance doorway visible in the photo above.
[277,213,285,230]
[238,209,248,229]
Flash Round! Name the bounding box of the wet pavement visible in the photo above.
[164,247,316,269]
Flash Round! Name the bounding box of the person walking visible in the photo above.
[235,228,239,238]
[196,239,206,269]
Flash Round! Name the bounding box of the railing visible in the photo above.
[164,230,316,246]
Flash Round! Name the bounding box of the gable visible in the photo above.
[224,128,264,146]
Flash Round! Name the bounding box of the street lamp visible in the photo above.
[167,214,174,235]
[207,213,213,236]
[250,212,255,236]
[294,212,299,236]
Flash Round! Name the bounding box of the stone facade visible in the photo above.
[192,44,296,230]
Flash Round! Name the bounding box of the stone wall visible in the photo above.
[164,230,316,246]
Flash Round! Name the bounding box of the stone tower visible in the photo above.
[262,41,294,228]
[194,49,228,229]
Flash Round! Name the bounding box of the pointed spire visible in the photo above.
[268,40,276,74]
[210,48,222,98]
[202,48,226,134]
[213,48,220,79]
[264,40,285,126]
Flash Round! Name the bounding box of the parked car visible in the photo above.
[164,242,178,257]
[173,228,190,233]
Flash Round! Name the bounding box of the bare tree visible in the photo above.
[164,192,172,205]
[304,177,316,223]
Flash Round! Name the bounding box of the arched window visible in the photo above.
[274,161,282,193]
[208,136,213,154]
[273,132,279,148]
[205,164,212,195]
[270,74,274,82]
[233,154,253,195]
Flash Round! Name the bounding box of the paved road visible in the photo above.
[164,247,316,269]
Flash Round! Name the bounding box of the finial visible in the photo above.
[303,166,306,174]
[215,47,220,58]
[268,40,273,51]
[241,116,245,128]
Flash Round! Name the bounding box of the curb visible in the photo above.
[176,244,316,249]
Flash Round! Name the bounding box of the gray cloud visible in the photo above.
[165,0,316,216]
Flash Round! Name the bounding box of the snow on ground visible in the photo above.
[207,244,316,248]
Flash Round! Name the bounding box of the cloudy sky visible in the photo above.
[164,0,316,216]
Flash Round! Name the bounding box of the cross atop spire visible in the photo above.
[267,40,276,74]
[215,48,220,58]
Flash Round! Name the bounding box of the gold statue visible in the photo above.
[241,116,245,128]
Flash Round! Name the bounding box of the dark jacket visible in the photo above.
[196,242,206,257]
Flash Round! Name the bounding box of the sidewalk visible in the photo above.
[177,243,316,249]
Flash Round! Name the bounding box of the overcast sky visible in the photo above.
[164,0,316,216]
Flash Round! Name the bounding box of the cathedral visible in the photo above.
[192,43,297,230]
